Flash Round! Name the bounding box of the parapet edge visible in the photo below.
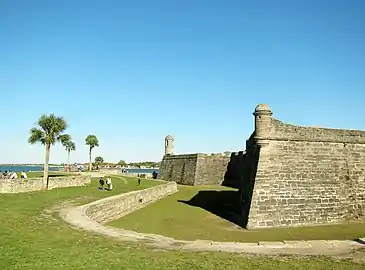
[264,118,365,144]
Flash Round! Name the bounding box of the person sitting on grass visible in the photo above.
[20,171,28,179]
[98,177,104,190]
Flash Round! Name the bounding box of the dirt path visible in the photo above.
[59,195,365,258]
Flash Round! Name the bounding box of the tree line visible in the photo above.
[91,158,160,168]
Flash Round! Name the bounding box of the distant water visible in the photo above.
[0,166,159,174]
[0,165,60,172]
[123,168,159,174]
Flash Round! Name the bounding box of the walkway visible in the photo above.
[60,195,365,257]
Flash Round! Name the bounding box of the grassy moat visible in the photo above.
[108,184,365,243]
[0,176,364,269]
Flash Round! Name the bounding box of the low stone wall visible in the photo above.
[0,175,91,193]
[86,181,178,224]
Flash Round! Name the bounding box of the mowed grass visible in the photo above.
[0,178,363,270]
[109,185,365,243]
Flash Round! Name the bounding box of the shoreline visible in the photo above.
[0,164,63,167]
[0,165,159,174]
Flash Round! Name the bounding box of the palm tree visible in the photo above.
[118,160,126,167]
[85,135,99,171]
[94,156,104,170]
[28,114,70,186]
[63,140,76,171]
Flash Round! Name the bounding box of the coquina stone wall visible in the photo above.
[158,154,198,185]
[158,153,230,186]
[86,181,178,223]
[195,154,231,185]
[0,175,90,193]
[244,104,365,228]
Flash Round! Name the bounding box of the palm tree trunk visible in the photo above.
[67,150,70,173]
[89,147,92,171]
[44,143,51,189]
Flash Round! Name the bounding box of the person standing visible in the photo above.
[99,177,104,190]
[105,177,112,191]
[107,177,113,191]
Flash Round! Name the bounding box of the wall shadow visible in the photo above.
[239,144,260,228]
[183,139,261,228]
[222,151,246,189]
[178,190,242,227]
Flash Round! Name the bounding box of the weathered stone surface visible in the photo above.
[246,104,365,228]
[86,182,178,223]
[0,175,90,193]
[164,135,174,155]
[195,154,231,185]
[158,154,198,185]
[158,153,230,185]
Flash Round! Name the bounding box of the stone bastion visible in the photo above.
[158,103,365,229]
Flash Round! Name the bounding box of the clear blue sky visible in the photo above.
[1,0,364,164]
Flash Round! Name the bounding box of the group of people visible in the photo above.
[98,176,113,191]
[97,173,151,191]
[0,170,28,179]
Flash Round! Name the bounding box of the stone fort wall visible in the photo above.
[158,153,231,186]
[245,104,365,228]
[158,104,365,228]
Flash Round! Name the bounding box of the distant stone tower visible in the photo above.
[164,135,174,155]
[253,104,273,146]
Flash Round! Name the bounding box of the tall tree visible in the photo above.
[63,140,76,169]
[28,114,70,186]
[118,160,126,167]
[85,135,99,171]
[94,156,104,169]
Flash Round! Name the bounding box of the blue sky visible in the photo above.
[1,0,364,164]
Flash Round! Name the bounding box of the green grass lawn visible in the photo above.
[0,178,363,269]
[109,185,365,243]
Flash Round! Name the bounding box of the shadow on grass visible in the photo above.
[178,190,244,227]
[47,174,69,178]
[354,238,365,245]
[30,173,78,178]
